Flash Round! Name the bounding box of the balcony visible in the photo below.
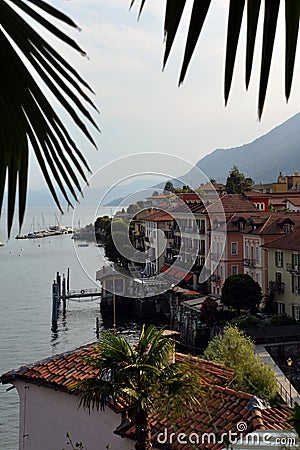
[243,258,257,267]
[269,281,285,294]
[210,274,221,283]
[287,263,300,274]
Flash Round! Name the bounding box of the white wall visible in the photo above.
[15,380,134,450]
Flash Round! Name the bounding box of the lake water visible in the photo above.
[0,206,141,449]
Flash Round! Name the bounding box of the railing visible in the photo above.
[243,258,257,267]
[269,281,285,294]
[277,381,294,407]
[210,274,221,283]
[287,263,300,273]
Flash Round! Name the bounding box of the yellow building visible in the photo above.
[264,229,300,319]
[272,171,300,193]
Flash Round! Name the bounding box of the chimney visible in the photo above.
[162,330,180,364]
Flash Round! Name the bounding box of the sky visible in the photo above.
[25,0,300,192]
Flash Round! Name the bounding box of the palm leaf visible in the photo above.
[179,0,211,85]
[246,0,261,88]
[224,0,246,104]
[258,0,280,118]
[132,0,300,119]
[285,0,300,100]
[0,0,98,236]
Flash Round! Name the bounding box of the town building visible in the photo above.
[1,343,296,450]
[263,229,300,317]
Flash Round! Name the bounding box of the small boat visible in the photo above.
[78,243,89,247]
[0,241,4,247]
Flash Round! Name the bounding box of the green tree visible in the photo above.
[225,165,254,194]
[163,181,174,193]
[203,325,277,400]
[1,1,98,236]
[72,325,202,450]
[221,274,262,314]
[200,296,218,326]
[127,203,140,215]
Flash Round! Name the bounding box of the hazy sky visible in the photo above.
[27,0,300,190]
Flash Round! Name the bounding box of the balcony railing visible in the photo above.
[287,263,300,273]
[269,281,285,294]
[210,274,221,283]
[243,258,257,267]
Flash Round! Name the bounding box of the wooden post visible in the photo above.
[62,275,66,312]
[52,281,59,323]
[56,271,61,304]
[95,317,100,339]
[67,267,70,293]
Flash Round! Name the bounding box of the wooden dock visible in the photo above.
[64,288,101,299]
[51,270,101,326]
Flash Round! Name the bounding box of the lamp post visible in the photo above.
[287,357,293,406]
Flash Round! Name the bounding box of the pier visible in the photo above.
[51,270,101,327]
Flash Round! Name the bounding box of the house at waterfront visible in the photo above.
[1,343,297,450]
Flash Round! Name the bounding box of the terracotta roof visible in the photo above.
[119,386,292,449]
[139,210,173,222]
[0,343,98,392]
[0,345,233,392]
[1,345,292,449]
[263,228,300,251]
[207,194,258,214]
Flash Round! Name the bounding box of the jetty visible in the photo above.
[51,270,101,327]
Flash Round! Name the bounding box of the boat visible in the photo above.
[78,243,89,247]
[0,241,4,247]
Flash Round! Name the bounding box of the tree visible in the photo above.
[200,296,218,326]
[225,165,254,194]
[221,274,262,314]
[163,181,174,194]
[203,325,277,400]
[127,203,140,215]
[1,1,98,236]
[132,1,299,118]
[72,325,202,450]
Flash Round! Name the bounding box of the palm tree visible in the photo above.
[131,1,300,118]
[0,1,98,236]
[72,325,203,450]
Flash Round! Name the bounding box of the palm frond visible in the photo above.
[131,0,300,118]
[0,0,98,236]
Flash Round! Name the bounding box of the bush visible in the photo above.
[230,314,261,329]
[269,313,297,326]
[203,325,277,400]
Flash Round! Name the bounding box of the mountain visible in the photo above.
[185,113,300,185]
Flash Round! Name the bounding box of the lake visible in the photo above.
[0,206,141,448]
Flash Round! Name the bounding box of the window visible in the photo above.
[231,242,238,255]
[292,274,300,294]
[275,272,282,284]
[232,266,238,276]
[283,223,291,234]
[292,304,300,321]
[275,251,283,268]
[292,253,300,270]
[277,302,285,314]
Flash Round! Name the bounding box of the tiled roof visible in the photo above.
[0,343,99,392]
[0,345,233,392]
[119,386,292,449]
[263,228,300,251]
[207,194,258,213]
[1,344,292,449]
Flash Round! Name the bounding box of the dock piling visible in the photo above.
[52,281,59,323]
